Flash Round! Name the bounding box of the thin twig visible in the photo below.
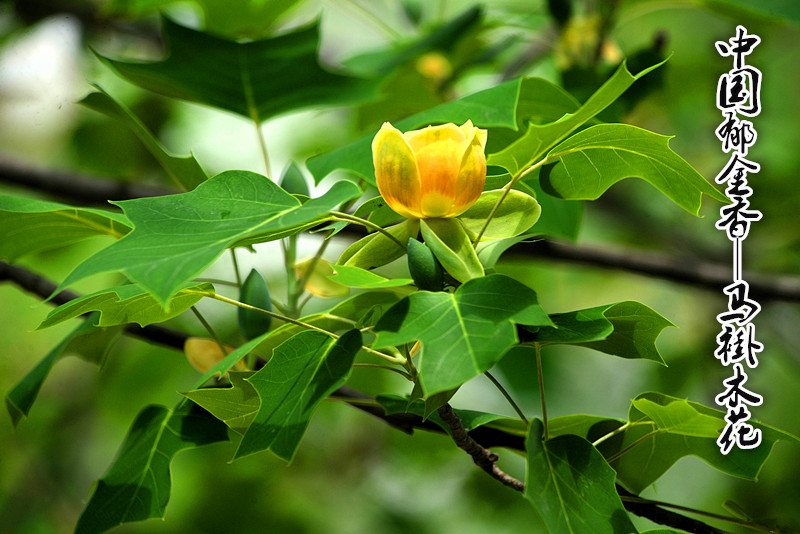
[484,371,528,424]
[437,402,526,492]
[534,342,548,440]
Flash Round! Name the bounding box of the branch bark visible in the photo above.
[0,260,739,533]
[3,157,799,303]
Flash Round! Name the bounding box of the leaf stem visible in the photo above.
[329,211,406,251]
[353,363,414,380]
[534,342,548,440]
[604,428,662,464]
[484,371,528,425]
[194,278,239,287]
[229,248,242,287]
[195,291,407,366]
[190,306,227,357]
[283,236,299,317]
[472,155,553,245]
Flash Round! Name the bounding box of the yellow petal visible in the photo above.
[294,257,349,298]
[184,337,245,375]
[373,122,423,218]
[450,128,487,216]
[406,124,466,218]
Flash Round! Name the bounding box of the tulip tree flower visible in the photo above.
[372,120,487,219]
[338,120,540,285]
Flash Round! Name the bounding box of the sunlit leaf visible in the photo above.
[329,265,413,288]
[38,282,212,329]
[373,274,552,395]
[607,392,800,493]
[458,189,541,240]
[54,171,360,305]
[183,372,258,434]
[538,124,728,215]
[489,60,665,175]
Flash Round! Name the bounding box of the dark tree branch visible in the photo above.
[3,157,799,303]
[437,402,526,492]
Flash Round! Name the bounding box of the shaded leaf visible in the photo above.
[183,372,258,434]
[39,282,211,329]
[55,171,360,305]
[373,274,552,395]
[376,394,519,433]
[235,329,362,461]
[97,18,377,121]
[5,314,122,428]
[74,402,229,534]
[539,124,728,215]
[0,195,130,262]
[80,86,207,191]
[525,419,638,534]
[530,301,674,364]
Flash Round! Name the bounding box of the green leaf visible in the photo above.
[374,274,552,395]
[278,162,309,197]
[97,17,376,122]
[0,195,130,262]
[249,291,402,360]
[458,189,541,240]
[539,124,728,215]
[235,329,362,461]
[55,171,360,305]
[525,419,638,534]
[489,59,665,176]
[308,78,521,184]
[80,86,207,191]
[74,402,229,534]
[38,282,211,329]
[531,301,674,364]
[5,314,122,428]
[338,218,417,270]
[608,392,800,494]
[328,265,412,288]
[420,218,484,283]
[183,372,258,434]
[237,269,272,339]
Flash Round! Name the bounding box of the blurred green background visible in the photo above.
[1,1,799,532]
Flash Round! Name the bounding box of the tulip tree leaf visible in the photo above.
[489,59,665,175]
[97,17,377,122]
[74,402,229,534]
[55,171,360,305]
[308,78,521,184]
[373,274,552,395]
[605,392,800,494]
[38,282,212,330]
[80,86,207,191]
[183,372,258,434]
[329,265,413,288]
[235,329,362,461]
[458,189,541,240]
[525,419,638,534]
[375,394,519,433]
[538,124,728,215]
[5,313,122,428]
[0,195,130,262]
[529,301,674,364]
[308,70,587,185]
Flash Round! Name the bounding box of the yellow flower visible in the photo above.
[372,120,487,219]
